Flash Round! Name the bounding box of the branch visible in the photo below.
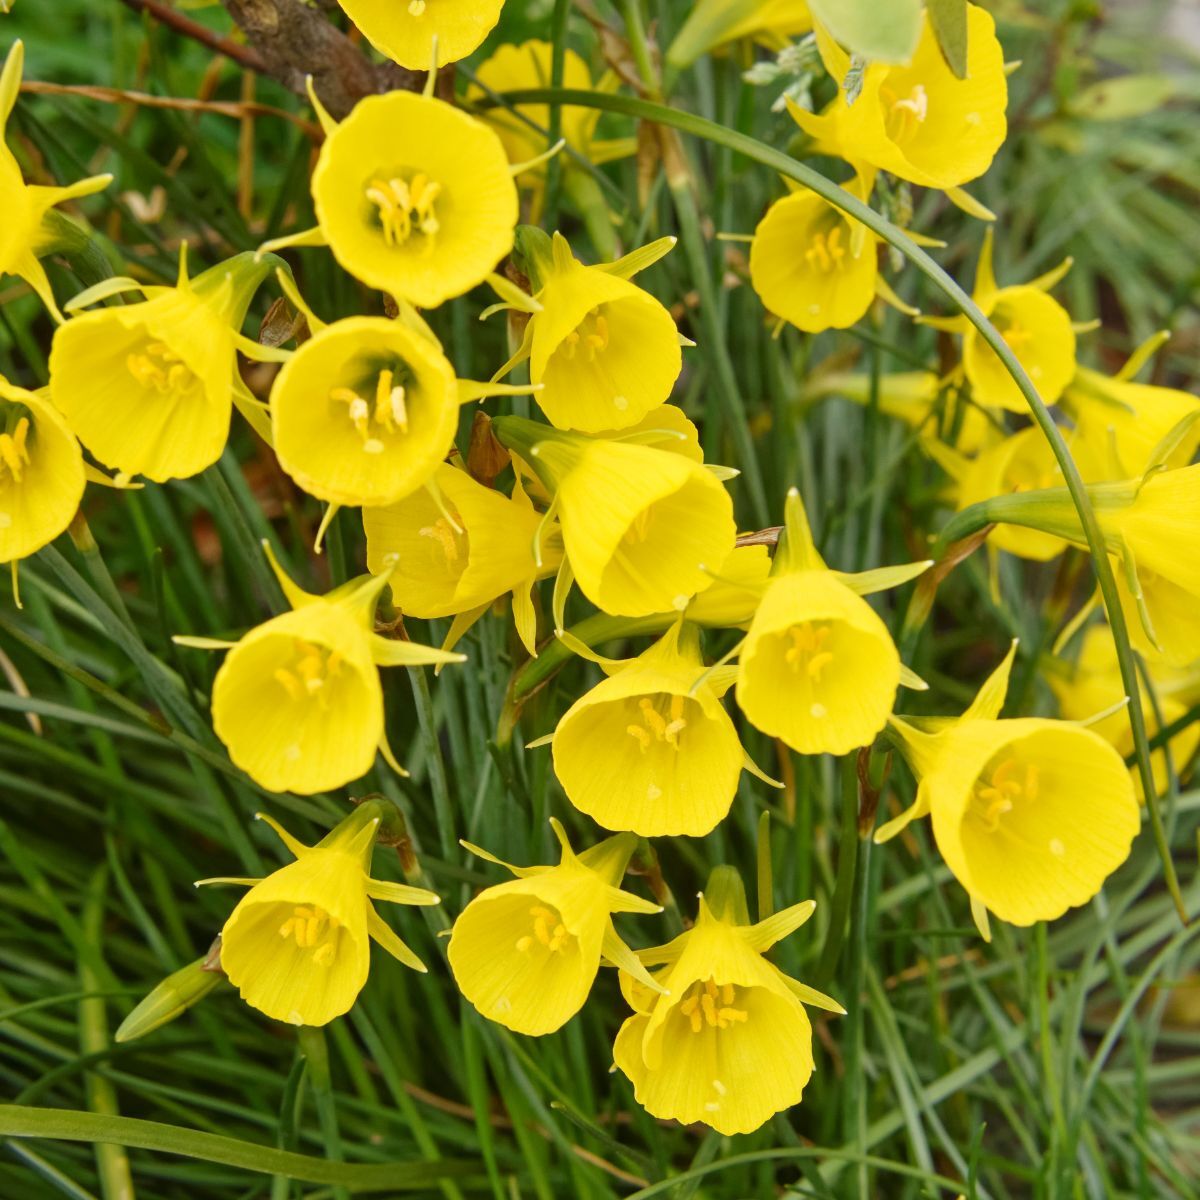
[117,0,267,73]
[219,0,422,120]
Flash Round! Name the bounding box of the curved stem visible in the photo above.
[479,86,1186,924]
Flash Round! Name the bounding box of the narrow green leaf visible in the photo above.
[0,1107,481,1193]
[928,0,969,78]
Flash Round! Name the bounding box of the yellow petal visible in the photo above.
[736,570,901,755]
[338,0,505,71]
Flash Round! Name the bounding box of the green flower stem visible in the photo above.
[542,0,571,228]
[479,86,1186,925]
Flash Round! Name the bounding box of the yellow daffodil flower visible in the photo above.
[0,375,85,570]
[472,42,634,209]
[735,489,930,755]
[750,173,885,334]
[971,463,1200,665]
[0,41,111,321]
[202,800,439,1026]
[495,232,684,433]
[261,89,517,310]
[364,462,562,657]
[270,315,460,508]
[613,866,842,1136]
[1049,624,1200,802]
[336,0,505,70]
[668,0,813,69]
[548,620,778,837]
[927,426,1069,562]
[49,249,276,482]
[788,6,1007,200]
[877,642,1140,939]
[925,230,1077,413]
[178,541,464,794]
[491,415,737,618]
[448,819,663,1036]
[1063,356,1200,483]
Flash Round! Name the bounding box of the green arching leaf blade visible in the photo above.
[928,0,969,78]
[0,1107,482,1193]
[807,0,923,64]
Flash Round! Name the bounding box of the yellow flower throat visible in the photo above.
[274,639,343,707]
[806,225,847,273]
[0,417,31,483]
[679,978,749,1034]
[515,904,575,955]
[127,341,198,394]
[330,367,410,455]
[627,694,687,752]
[883,82,929,142]
[974,757,1039,833]
[561,308,610,361]
[278,903,341,967]
[366,173,442,248]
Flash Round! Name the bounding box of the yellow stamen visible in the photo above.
[0,418,32,483]
[680,978,749,1032]
[277,904,340,965]
[126,341,197,394]
[367,173,442,247]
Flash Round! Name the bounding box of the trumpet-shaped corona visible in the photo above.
[788,6,1007,192]
[507,233,684,433]
[0,376,85,566]
[736,490,929,755]
[335,0,505,70]
[208,800,439,1026]
[182,542,464,794]
[750,178,879,334]
[550,622,774,837]
[613,868,841,1136]
[492,415,736,618]
[49,252,274,482]
[448,819,663,1036]
[975,464,1200,665]
[878,643,1139,936]
[268,91,517,310]
[1050,624,1200,802]
[934,231,1076,413]
[271,317,460,508]
[0,41,111,321]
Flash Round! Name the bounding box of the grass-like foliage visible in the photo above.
[2,1,1200,1197]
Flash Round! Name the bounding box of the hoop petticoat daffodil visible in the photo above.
[49,248,278,483]
[750,171,920,334]
[260,87,518,310]
[922,229,1077,413]
[545,620,780,838]
[489,232,686,433]
[472,42,635,200]
[448,819,664,1036]
[735,488,931,756]
[199,800,439,1027]
[1061,333,1200,482]
[877,642,1139,940]
[267,295,536,510]
[176,541,464,795]
[787,5,1007,212]
[613,867,842,1137]
[667,0,812,69]
[364,462,563,657]
[336,0,505,71]
[958,461,1200,666]
[0,375,85,570]
[1049,624,1200,804]
[0,41,111,322]
[924,426,1070,563]
[491,414,737,619]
